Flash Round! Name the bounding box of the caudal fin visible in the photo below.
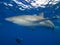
[52,15,60,19]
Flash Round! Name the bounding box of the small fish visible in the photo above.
[16,38,23,43]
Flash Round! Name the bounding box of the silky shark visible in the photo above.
[5,13,60,29]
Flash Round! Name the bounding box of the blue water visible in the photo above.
[0,0,60,45]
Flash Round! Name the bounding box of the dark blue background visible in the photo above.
[0,0,60,45]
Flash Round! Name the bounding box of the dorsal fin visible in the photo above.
[39,13,44,17]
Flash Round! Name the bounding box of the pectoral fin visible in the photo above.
[44,20,55,29]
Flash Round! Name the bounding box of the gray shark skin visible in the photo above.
[5,13,59,29]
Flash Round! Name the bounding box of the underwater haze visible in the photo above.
[0,0,60,45]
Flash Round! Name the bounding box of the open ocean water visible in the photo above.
[0,0,60,45]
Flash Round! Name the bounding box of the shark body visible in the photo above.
[5,13,58,29]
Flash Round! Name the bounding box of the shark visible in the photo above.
[5,13,60,29]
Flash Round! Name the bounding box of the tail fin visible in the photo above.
[41,15,60,21]
[52,15,60,19]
